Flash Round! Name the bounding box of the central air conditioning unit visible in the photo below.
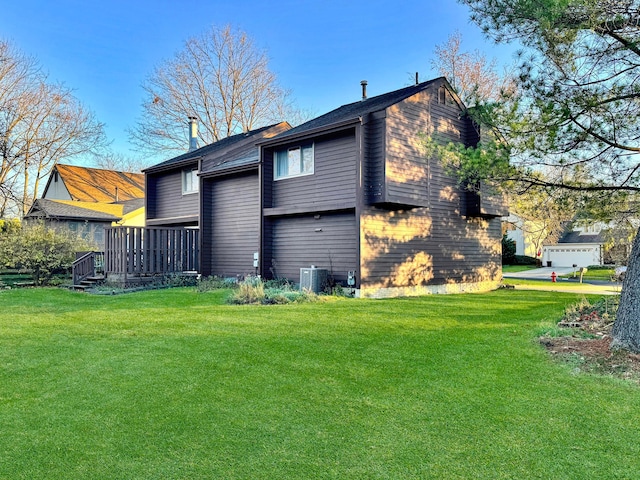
[300,266,328,293]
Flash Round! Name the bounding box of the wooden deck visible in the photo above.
[75,227,201,286]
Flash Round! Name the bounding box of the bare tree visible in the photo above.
[0,40,38,216]
[131,25,303,157]
[506,184,575,258]
[431,31,514,105]
[0,39,107,217]
[91,151,149,173]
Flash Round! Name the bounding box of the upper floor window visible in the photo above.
[274,144,314,180]
[183,167,199,194]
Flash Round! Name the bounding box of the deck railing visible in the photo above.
[104,227,199,276]
[72,251,104,285]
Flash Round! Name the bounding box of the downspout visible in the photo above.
[355,115,365,293]
[258,144,264,278]
[197,156,202,274]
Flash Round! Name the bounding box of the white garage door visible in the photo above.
[544,244,601,268]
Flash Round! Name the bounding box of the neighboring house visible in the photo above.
[41,164,145,203]
[503,213,545,258]
[542,224,605,268]
[146,77,506,297]
[24,165,146,249]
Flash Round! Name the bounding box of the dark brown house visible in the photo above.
[258,78,505,297]
[145,78,506,297]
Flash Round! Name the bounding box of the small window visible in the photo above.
[183,168,199,194]
[274,144,314,180]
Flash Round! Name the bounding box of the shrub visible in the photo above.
[227,277,322,305]
[0,219,21,269]
[159,273,198,288]
[227,277,265,304]
[501,234,516,265]
[514,255,538,265]
[263,277,294,289]
[3,222,91,286]
[197,275,238,292]
[561,296,618,325]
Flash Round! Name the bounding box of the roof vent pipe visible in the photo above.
[188,116,198,152]
[360,80,368,100]
[415,72,419,85]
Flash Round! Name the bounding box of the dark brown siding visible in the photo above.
[359,81,502,289]
[382,87,467,207]
[463,183,509,218]
[265,211,358,285]
[262,150,274,209]
[363,112,386,204]
[360,205,502,288]
[201,172,259,277]
[269,131,357,210]
[146,168,199,224]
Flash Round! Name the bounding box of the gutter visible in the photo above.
[143,156,202,174]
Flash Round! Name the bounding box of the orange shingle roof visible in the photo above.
[54,164,145,203]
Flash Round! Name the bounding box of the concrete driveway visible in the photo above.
[502,266,578,280]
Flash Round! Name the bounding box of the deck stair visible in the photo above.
[70,275,105,291]
[71,251,105,291]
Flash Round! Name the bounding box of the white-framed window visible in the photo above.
[274,144,314,180]
[182,167,199,194]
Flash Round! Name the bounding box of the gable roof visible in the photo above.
[44,164,145,203]
[202,122,292,175]
[25,199,122,222]
[268,77,445,142]
[145,122,291,174]
[558,231,606,245]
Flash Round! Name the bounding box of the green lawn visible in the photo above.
[502,264,539,273]
[1,288,639,479]
[559,268,617,281]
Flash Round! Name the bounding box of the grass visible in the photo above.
[502,264,539,273]
[502,277,622,293]
[559,268,616,281]
[1,287,640,479]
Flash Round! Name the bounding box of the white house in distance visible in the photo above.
[542,223,605,268]
[504,213,542,258]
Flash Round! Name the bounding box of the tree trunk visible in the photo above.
[612,226,640,352]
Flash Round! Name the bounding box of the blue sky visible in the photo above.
[1,0,515,164]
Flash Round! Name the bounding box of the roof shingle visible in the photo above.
[25,199,122,221]
[51,164,145,203]
[145,122,291,173]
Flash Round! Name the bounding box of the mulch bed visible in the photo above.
[540,310,640,383]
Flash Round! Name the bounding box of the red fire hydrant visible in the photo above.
[551,271,557,283]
